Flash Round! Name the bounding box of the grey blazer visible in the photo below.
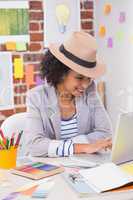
[26,81,112,157]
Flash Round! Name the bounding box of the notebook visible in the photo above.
[11,162,64,180]
[79,162,133,193]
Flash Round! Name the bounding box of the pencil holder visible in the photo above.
[0,147,18,169]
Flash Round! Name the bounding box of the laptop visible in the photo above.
[111,112,133,164]
[74,112,133,165]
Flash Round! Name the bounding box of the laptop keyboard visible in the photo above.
[74,150,111,165]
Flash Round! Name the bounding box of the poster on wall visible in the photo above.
[0,52,14,110]
[0,1,29,43]
[44,0,80,46]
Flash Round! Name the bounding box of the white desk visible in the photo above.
[1,154,133,200]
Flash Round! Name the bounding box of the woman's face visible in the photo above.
[61,70,92,97]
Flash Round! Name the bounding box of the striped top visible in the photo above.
[56,114,78,157]
[61,114,78,139]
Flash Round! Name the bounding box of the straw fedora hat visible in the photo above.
[49,31,106,78]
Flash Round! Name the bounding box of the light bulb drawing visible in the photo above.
[55,4,70,34]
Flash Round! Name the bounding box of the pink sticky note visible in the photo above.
[119,12,126,23]
[35,75,44,86]
[25,64,34,87]
[107,37,113,48]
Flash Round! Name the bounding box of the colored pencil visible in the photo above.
[15,131,23,147]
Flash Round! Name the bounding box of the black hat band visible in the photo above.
[59,44,96,68]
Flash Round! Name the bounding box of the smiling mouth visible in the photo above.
[77,89,84,93]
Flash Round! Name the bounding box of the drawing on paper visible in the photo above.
[55,4,70,34]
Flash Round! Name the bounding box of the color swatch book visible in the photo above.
[3,179,55,200]
[11,162,64,180]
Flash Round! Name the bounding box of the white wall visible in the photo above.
[94,0,133,129]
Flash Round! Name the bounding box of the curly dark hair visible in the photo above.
[40,49,70,87]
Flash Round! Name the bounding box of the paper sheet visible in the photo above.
[103,4,112,15]
[99,25,106,37]
[16,42,27,51]
[121,163,133,176]
[25,64,34,87]
[0,52,14,110]
[5,42,16,50]
[107,37,113,48]
[14,58,24,79]
[79,163,132,193]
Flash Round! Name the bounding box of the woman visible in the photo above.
[26,31,112,157]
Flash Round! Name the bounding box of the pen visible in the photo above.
[15,130,23,147]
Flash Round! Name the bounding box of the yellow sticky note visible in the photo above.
[130,35,133,43]
[16,42,27,51]
[116,31,124,42]
[25,64,34,87]
[5,42,16,51]
[99,25,106,37]
[121,163,133,176]
[14,58,24,79]
[104,4,112,15]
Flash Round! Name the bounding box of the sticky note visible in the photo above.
[99,25,106,37]
[5,42,16,51]
[32,181,54,198]
[107,37,113,48]
[35,75,44,86]
[21,185,38,196]
[2,192,19,200]
[121,163,133,175]
[116,31,124,41]
[119,12,126,23]
[25,64,34,87]
[16,42,27,51]
[104,4,112,15]
[14,58,24,79]
[130,35,133,43]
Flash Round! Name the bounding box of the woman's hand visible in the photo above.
[74,138,112,154]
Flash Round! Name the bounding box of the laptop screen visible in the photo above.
[111,112,133,164]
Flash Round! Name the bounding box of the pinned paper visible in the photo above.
[25,64,34,87]
[5,42,16,51]
[35,75,44,86]
[98,25,106,37]
[116,31,124,41]
[14,58,24,79]
[119,11,126,23]
[107,37,113,48]
[16,42,27,51]
[103,3,112,15]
